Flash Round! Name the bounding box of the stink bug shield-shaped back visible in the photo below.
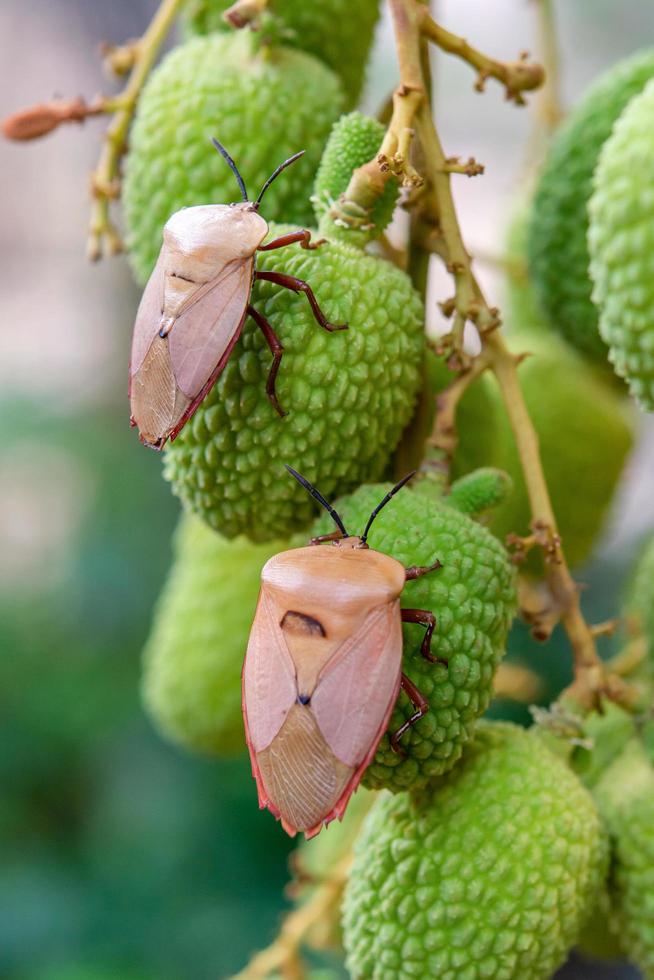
[128,140,346,449]
[242,467,444,839]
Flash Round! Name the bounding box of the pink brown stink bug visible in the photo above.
[242,466,445,839]
[128,139,346,450]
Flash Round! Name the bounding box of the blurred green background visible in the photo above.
[1,1,653,978]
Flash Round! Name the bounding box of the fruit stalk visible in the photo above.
[87,0,185,260]
[384,0,625,710]
[230,853,352,979]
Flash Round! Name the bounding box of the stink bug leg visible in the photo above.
[247,304,286,417]
[391,674,430,756]
[255,270,348,332]
[258,229,326,252]
[405,559,443,580]
[401,608,445,665]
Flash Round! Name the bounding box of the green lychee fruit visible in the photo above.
[164,227,425,542]
[446,468,513,520]
[528,48,654,363]
[489,329,634,569]
[141,513,288,755]
[593,738,654,979]
[589,76,654,409]
[312,484,517,792]
[622,533,654,692]
[625,534,654,644]
[312,112,399,247]
[123,32,344,284]
[181,0,381,107]
[343,721,607,980]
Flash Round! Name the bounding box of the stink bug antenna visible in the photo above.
[254,151,305,210]
[360,471,416,544]
[211,137,248,202]
[285,465,348,536]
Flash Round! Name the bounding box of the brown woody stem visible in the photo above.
[87,0,184,260]
[230,853,352,979]
[382,0,636,712]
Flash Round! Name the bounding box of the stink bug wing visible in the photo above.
[311,600,403,768]
[168,256,254,398]
[130,251,165,381]
[242,587,298,754]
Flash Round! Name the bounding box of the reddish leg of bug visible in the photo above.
[309,530,347,546]
[405,559,442,580]
[401,607,446,665]
[257,229,325,252]
[247,304,286,417]
[255,270,348,332]
[391,673,430,756]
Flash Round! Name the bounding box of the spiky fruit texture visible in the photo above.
[343,722,606,980]
[141,514,287,755]
[447,468,513,520]
[313,113,399,247]
[181,0,380,106]
[528,49,654,363]
[312,485,516,792]
[489,330,634,569]
[589,77,654,409]
[594,739,654,979]
[164,227,425,541]
[123,32,344,284]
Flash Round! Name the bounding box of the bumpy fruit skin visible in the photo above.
[594,739,654,979]
[123,32,344,284]
[343,722,606,980]
[589,77,654,409]
[489,328,633,569]
[313,113,399,247]
[141,513,287,754]
[312,485,516,792]
[182,0,381,107]
[447,468,513,519]
[528,49,654,363]
[164,227,425,541]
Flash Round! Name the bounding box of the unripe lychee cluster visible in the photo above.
[589,76,654,410]
[123,31,344,283]
[164,227,425,541]
[592,737,654,979]
[312,484,517,792]
[343,722,606,980]
[181,0,381,107]
[528,48,654,363]
[497,216,634,568]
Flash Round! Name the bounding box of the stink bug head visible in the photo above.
[284,464,417,544]
[211,137,305,211]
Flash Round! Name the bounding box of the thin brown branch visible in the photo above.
[2,96,108,141]
[428,352,488,458]
[231,853,352,979]
[416,4,545,104]
[87,0,184,260]
[385,0,634,713]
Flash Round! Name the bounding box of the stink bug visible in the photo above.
[242,466,444,839]
[128,139,346,450]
